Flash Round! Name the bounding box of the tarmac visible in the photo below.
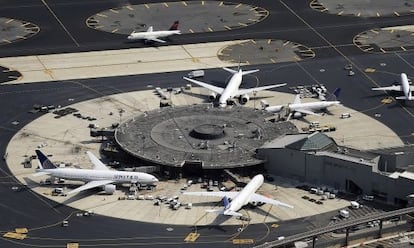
[5,87,403,226]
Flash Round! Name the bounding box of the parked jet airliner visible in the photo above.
[183,67,286,108]
[34,150,158,195]
[127,21,180,43]
[264,88,341,119]
[183,174,293,216]
[372,73,413,100]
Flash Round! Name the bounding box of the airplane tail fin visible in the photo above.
[35,150,57,170]
[223,196,230,210]
[241,69,259,76]
[327,88,341,101]
[146,26,154,32]
[169,21,179,30]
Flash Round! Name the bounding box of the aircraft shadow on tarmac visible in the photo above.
[181,90,274,107]
[22,176,120,208]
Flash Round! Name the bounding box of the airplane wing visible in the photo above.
[182,191,239,199]
[67,180,114,195]
[237,83,286,96]
[293,108,321,116]
[33,171,51,177]
[147,37,167,43]
[87,151,110,171]
[183,77,224,95]
[250,193,293,208]
[372,85,402,91]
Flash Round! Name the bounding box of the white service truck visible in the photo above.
[187,70,205,78]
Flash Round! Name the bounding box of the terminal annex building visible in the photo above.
[113,104,414,206]
[257,132,414,207]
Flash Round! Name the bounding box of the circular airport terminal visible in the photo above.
[4,87,405,225]
[115,104,298,170]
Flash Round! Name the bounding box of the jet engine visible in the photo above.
[293,112,303,119]
[103,184,116,194]
[209,92,217,101]
[239,94,250,104]
[265,105,283,113]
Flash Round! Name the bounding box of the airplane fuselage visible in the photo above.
[127,30,180,40]
[401,73,411,99]
[38,168,158,184]
[265,101,340,113]
[290,101,340,111]
[225,174,264,215]
[219,71,243,108]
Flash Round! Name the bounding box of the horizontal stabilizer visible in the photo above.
[33,171,50,177]
[223,209,243,216]
[206,209,224,214]
[148,37,166,43]
[241,69,259,76]
[222,67,238,74]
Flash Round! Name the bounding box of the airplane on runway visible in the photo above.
[182,174,293,216]
[183,67,286,108]
[34,150,158,195]
[127,21,181,43]
[372,73,413,100]
[264,88,341,119]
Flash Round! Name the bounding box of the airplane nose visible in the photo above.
[153,177,159,182]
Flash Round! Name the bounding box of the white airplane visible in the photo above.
[183,67,286,108]
[34,150,158,195]
[127,21,181,43]
[182,174,293,216]
[264,88,341,119]
[372,73,413,100]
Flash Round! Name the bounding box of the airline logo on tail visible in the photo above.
[327,88,341,101]
[35,150,57,169]
[223,196,230,210]
[169,21,179,31]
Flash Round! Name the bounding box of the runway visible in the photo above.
[1,0,414,247]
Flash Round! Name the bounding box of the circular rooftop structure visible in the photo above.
[354,26,414,53]
[0,17,39,45]
[115,104,298,169]
[310,0,414,17]
[86,1,268,35]
[218,39,315,65]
